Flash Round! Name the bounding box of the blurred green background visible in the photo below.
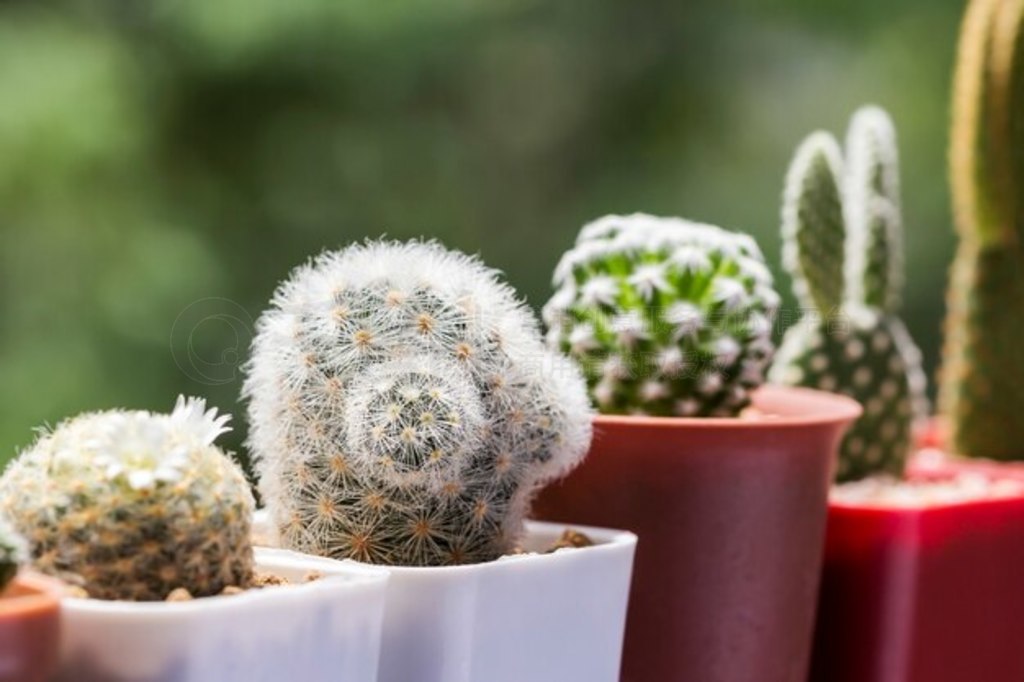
[0,0,962,468]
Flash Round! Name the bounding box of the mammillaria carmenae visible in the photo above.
[542,213,779,418]
[0,517,26,591]
[243,240,592,566]
[769,106,928,482]
[0,397,254,601]
[941,0,1024,461]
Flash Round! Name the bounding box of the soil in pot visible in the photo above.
[812,465,1024,682]
[64,568,328,603]
[0,572,62,682]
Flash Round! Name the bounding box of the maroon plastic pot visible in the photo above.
[0,572,62,682]
[811,433,1024,682]
[534,385,860,682]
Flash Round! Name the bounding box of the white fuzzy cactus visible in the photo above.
[0,517,27,591]
[544,213,780,417]
[244,241,593,566]
[0,397,254,601]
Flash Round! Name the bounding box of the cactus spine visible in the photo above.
[0,518,26,592]
[941,0,1024,460]
[244,241,593,566]
[543,214,780,417]
[0,397,255,601]
[770,107,928,482]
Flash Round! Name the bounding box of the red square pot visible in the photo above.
[811,450,1024,682]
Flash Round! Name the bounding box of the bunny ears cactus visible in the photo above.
[941,0,1024,461]
[543,213,779,418]
[0,397,254,600]
[244,240,593,566]
[770,107,928,482]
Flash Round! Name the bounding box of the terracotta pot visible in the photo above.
[811,430,1024,682]
[0,572,62,682]
[534,385,860,682]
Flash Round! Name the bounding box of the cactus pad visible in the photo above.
[770,107,928,482]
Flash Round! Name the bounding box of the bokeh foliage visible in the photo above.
[0,0,961,468]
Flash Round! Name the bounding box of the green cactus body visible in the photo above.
[244,241,593,567]
[770,107,928,482]
[941,0,1024,460]
[543,214,780,417]
[0,518,26,592]
[0,397,254,601]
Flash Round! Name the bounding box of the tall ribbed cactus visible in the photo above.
[0,518,26,592]
[244,241,592,566]
[0,397,254,601]
[941,0,1024,460]
[543,214,779,417]
[770,107,928,482]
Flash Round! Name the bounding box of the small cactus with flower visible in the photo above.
[769,107,928,482]
[542,213,779,417]
[0,518,27,592]
[243,240,592,566]
[0,397,254,601]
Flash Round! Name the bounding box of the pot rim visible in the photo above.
[252,510,637,577]
[0,571,64,616]
[59,547,389,617]
[593,384,861,429]
[360,520,637,576]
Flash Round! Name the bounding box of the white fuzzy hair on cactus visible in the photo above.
[244,240,593,566]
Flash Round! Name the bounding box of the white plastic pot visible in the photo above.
[255,513,637,682]
[55,547,389,682]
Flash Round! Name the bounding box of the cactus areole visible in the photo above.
[244,241,593,567]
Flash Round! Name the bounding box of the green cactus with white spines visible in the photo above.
[0,518,27,591]
[543,213,780,417]
[0,397,255,601]
[770,107,928,482]
[244,241,593,567]
[941,0,1024,461]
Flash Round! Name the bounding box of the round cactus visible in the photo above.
[0,397,255,601]
[243,240,593,566]
[0,517,27,592]
[769,107,928,482]
[542,213,780,417]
